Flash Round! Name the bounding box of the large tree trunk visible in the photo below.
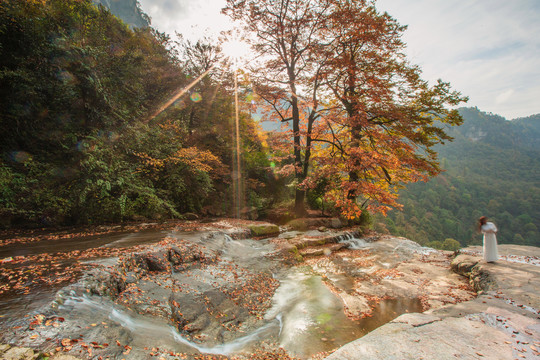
[295,188,306,217]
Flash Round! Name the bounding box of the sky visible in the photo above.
[138,0,540,120]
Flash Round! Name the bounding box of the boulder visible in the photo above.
[330,218,343,229]
[248,224,280,237]
[450,254,479,275]
[287,217,343,231]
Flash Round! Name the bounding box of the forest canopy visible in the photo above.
[0,0,276,227]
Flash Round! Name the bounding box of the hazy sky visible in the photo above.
[138,0,540,119]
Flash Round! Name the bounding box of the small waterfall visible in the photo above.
[337,232,370,249]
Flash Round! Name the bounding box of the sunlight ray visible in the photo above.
[146,63,219,123]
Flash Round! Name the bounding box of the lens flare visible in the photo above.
[190,92,202,102]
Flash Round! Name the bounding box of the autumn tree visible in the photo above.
[223,0,332,217]
[310,0,467,219]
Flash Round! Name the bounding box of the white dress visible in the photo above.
[481,222,498,262]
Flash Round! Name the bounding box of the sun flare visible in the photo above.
[221,38,251,66]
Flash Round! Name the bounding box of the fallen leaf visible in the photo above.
[61,338,72,347]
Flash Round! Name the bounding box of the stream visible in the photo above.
[0,225,425,359]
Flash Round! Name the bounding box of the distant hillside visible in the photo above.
[93,0,149,28]
[377,107,540,248]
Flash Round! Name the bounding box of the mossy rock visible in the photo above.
[288,246,304,262]
[248,224,280,237]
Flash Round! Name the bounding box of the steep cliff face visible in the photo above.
[93,0,149,28]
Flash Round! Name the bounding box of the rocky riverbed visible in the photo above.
[2,220,536,359]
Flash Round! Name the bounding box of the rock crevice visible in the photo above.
[451,254,497,292]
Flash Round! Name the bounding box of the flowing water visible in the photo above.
[0,227,424,358]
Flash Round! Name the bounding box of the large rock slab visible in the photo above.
[325,246,540,360]
[326,313,515,359]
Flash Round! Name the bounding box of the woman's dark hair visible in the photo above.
[478,216,487,232]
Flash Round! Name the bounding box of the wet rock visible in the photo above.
[170,293,207,332]
[299,243,348,257]
[124,251,171,273]
[124,271,139,285]
[83,268,125,298]
[145,251,172,272]
[169,288,253,344]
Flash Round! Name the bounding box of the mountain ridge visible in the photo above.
[93,0,149,28]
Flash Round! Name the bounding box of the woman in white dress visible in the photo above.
[478,216,498,262]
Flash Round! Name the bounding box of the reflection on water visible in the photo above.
[0,229,168,258]
[0,229,168,325]
[359,297,424,333]
[267,270,364,357]
[266,270,423,358]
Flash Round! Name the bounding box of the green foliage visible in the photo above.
[441,238,461,251]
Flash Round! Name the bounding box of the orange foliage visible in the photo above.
[134,147,223,175]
